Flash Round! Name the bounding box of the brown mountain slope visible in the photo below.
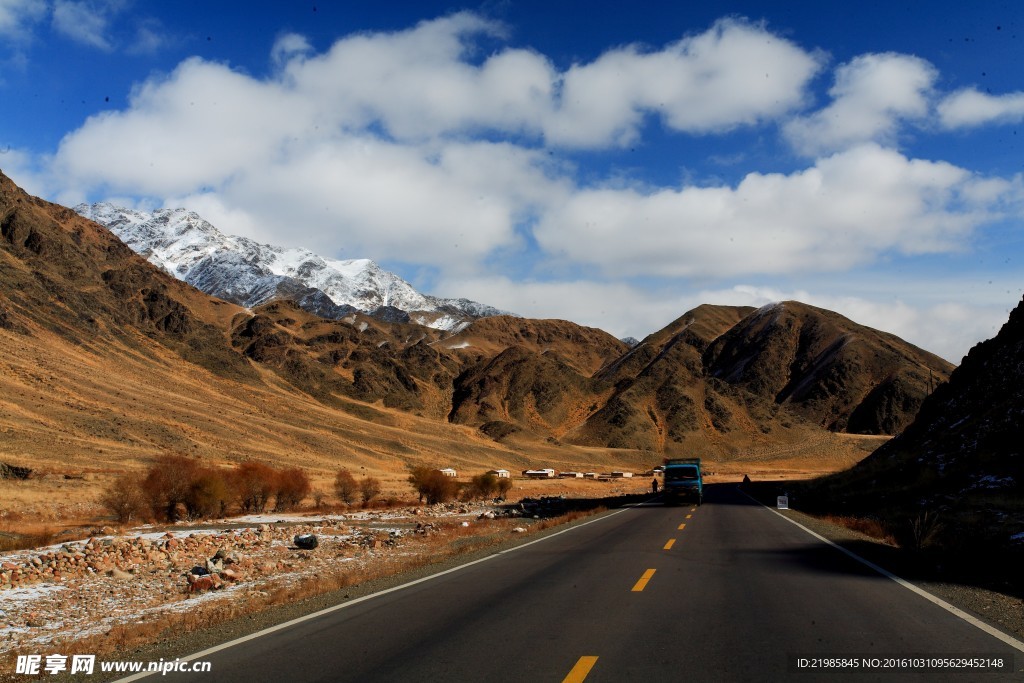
[0,171,250,381]
[440,315,629,376]
[704,301,954,434]
[0,170,529,482]
[229,300,459,419]
[595,304,753,385]
[448,345,612,441]
[569,304,808,456]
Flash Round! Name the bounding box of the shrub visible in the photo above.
[334,469,359,505]
[142,455,201,521]
[408,466,458,505]
[100,473,148,524]
[464,473,499,501]
[497,477,513,498]
[187,468,231,519]
[360,476,382,506]
[275,467,311,511]
[231,462,277,513]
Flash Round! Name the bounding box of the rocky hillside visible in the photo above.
[0,172,251,382]
[791,296,1024,579]
[704,301,954,434]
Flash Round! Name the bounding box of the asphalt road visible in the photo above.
[131,484,1023,682]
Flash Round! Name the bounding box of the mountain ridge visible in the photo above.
[0,170,959,476]
[75,202,512,332]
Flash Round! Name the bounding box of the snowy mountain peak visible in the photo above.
[75,203,512,331]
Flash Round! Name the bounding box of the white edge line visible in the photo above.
[114,507,630,682]
[744,488,1024,655]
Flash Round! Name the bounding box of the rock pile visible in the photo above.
[0,503,501,656]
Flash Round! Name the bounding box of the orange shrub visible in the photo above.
[275,467,311,511]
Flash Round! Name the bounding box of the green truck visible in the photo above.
[662,458,703,505]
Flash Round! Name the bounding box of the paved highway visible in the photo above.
[131,484,1022,681]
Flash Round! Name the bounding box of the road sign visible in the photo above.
[777,495,789,510]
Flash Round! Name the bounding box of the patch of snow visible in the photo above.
[75,203,512,324]
[0,582,65,608]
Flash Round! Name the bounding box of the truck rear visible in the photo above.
[662,458,703,505]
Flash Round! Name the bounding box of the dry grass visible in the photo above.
[818,514,897,545]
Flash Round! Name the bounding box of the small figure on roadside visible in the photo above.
[651,478,659,494]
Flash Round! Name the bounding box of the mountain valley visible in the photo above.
[0,168,996,532]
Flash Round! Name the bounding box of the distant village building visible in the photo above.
[609,471,633,478]
[438,468,458,478]
[558,471,583,478]
[523,468,556,479]
[487,469,510,478]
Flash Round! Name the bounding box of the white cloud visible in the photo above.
[435,275,694,340]
[53,56,309,195]
[0,0,46,38]
[52,0,115,51]
[43,15,814,270]
[536,144,1013,279]
[128,19,168,56]
[0,147,50,197]
[49,14,821,200]
[784,53,937,156]
[271,32,312,68]
[280,15,818,147]
[197,138,567,269]
[547,18,823,147]
[938,88,1024,129]
[283,12,553,141]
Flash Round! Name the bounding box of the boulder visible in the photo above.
[294,533,318,550]
[186,574,217,592]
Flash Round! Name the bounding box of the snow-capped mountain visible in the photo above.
[75,203,511,331]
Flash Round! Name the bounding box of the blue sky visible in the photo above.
[1,1,1023,362]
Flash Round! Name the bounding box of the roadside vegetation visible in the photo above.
[100,456,313,524]
[100,460,520,526]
